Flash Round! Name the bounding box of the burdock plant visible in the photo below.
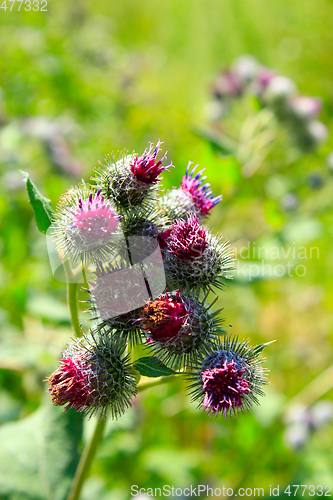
[24,140,273,500]
[205,55,329,177]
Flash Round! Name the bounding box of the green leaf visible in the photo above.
[22,171,54,234]
[133,357,176,378]
[0,402,83,500]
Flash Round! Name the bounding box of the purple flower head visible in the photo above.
[162,221,235,293]
[156,227,172,250]
[188,336,270,418]
[180,162,222,217]
[160,213,208,261]
[73,190,119,239]
[93,141,173,208]
[202,359,250,417]
[130,140,172,185]
[47,354,93,412]
[46,332,137,419]
[54,182,120,263]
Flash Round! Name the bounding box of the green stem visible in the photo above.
[64,255,103,500]
[80,257,89,290]
[66,419,106,500]
[68,282,81,337]
[64,260,82,338]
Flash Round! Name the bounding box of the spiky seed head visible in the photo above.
[162,218,235,293]
[93,142,171,209]
[119,202,170,239]
[305,120,329,147]
[157,187,198,221]
[187,336,269,419]
[53,182,120,264]
[231,55,260,86]
[137,290,224,369]
[46,331,137,419]
[180,162,222,217]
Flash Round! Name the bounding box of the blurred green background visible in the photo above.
[0,0,333,499]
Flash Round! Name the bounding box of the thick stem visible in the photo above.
[66,419,106,500]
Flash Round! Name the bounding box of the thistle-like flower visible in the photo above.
[187,336,270,418]
[180,162,222,217]
[53,182,120,263]
[160,213,234,292]
[93,141,172,209]
[130,141,171,184]
[46,331,137,419]
[137,290,224,369]
[159,162,222,220]
[159,212,208,260]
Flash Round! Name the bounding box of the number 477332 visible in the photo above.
[0,0,47,11]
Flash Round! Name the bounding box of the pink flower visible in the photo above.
[46,333,138,419]
[180,162,222,216]
[47,355,93,412]
[73,189,119,240]
[160,213,208,261]
[202,360,250,418]
[137,291,224,370]
[130,141,172,184]
[188,337,270,419]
